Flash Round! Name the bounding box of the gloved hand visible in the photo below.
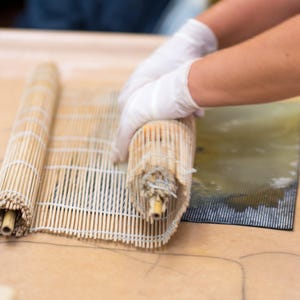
[112,60,202,163]
[118,19,217,110]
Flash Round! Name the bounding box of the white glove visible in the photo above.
[112,60,202,163]
[118,19,217,110]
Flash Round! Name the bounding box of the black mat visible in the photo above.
[183,182,298,229]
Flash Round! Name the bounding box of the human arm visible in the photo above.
[197,0,300,48]
[189,14,300,106]
[113,15,300,162]
[119,0,300,109]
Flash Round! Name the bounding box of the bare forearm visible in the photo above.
[188,15,300,107]
[197,0,300,48]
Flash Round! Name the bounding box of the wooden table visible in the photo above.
[0,29,299,300]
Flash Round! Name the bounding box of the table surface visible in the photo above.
[0,29,299,300]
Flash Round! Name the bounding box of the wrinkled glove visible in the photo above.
[118,19,217,110]
[112,60,202,163]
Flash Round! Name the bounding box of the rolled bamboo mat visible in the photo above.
[127,117,196,224]
[1,63,196,248]
[0,64,59,236]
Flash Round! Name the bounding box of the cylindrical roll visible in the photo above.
[0,63,59,236]
[127,116,196,224]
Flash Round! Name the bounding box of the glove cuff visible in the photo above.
[180,60,204,114]
[176,19,218,56]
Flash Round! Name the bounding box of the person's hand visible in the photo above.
[112,60,202,163]
[118,19,217,110]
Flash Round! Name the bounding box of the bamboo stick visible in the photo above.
[1,211,16,236]
[149,195,163,219]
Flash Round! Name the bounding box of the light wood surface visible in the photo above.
[0,29,299,300]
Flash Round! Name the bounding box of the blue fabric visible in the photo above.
[16,0,170,33]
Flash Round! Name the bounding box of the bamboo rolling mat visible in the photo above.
[0,63,196,248]
[0,64,59,236]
